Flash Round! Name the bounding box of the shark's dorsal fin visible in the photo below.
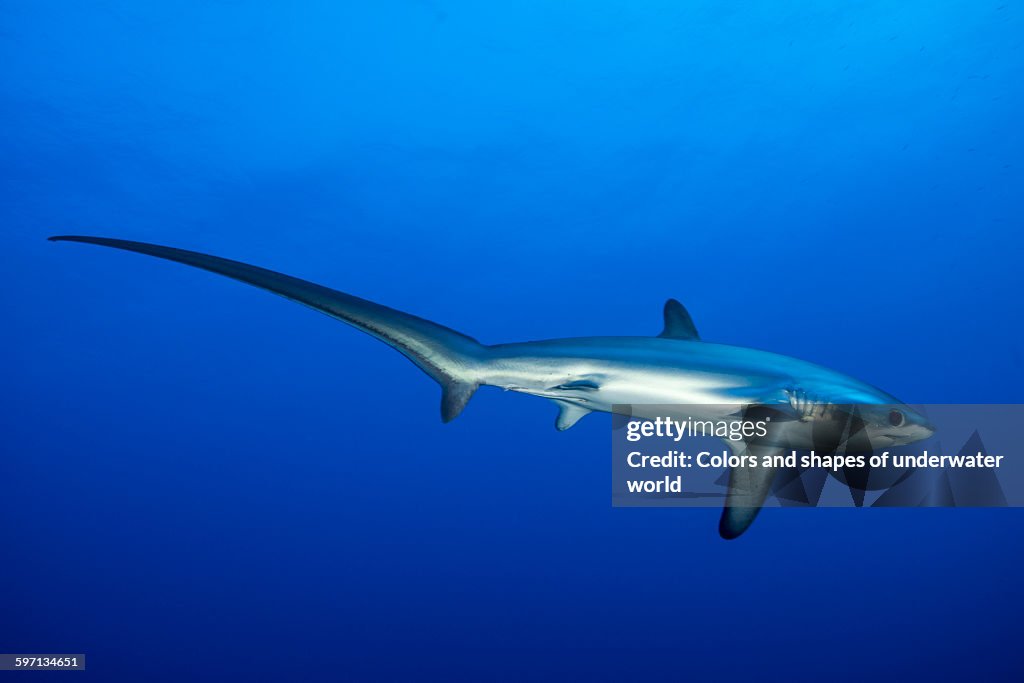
[553,400,590,431]
[658,299,700,340]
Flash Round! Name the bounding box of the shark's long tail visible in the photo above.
[49,236,488,421]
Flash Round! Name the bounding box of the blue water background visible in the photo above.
[2,2,1022,680]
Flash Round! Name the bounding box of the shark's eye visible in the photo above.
[889,410,905,427]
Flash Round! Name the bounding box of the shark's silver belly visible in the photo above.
[484,337,795,417]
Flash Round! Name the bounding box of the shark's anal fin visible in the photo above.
[719,441,780,539]
[553,400,591,431]
[658,299,700,340]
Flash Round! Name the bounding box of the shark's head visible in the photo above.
[851,403,935,448]
[783,375,935,451]
[764,399,934,452]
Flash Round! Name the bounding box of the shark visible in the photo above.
[50,235,934,538]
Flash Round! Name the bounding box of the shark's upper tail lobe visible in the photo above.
[49,236,487,421]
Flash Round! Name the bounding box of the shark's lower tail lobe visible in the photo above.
[49,236,487,421]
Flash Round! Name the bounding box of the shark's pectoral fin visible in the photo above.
[719,442,780,540]
[553,400,591,431]
[658,299,700,340]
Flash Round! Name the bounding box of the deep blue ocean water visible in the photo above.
[2,2,1022,681]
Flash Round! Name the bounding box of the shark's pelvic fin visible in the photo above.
[49,235,488,422]
[719,442,780,539]
[553,400,591,431]
[658,299,700,340]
